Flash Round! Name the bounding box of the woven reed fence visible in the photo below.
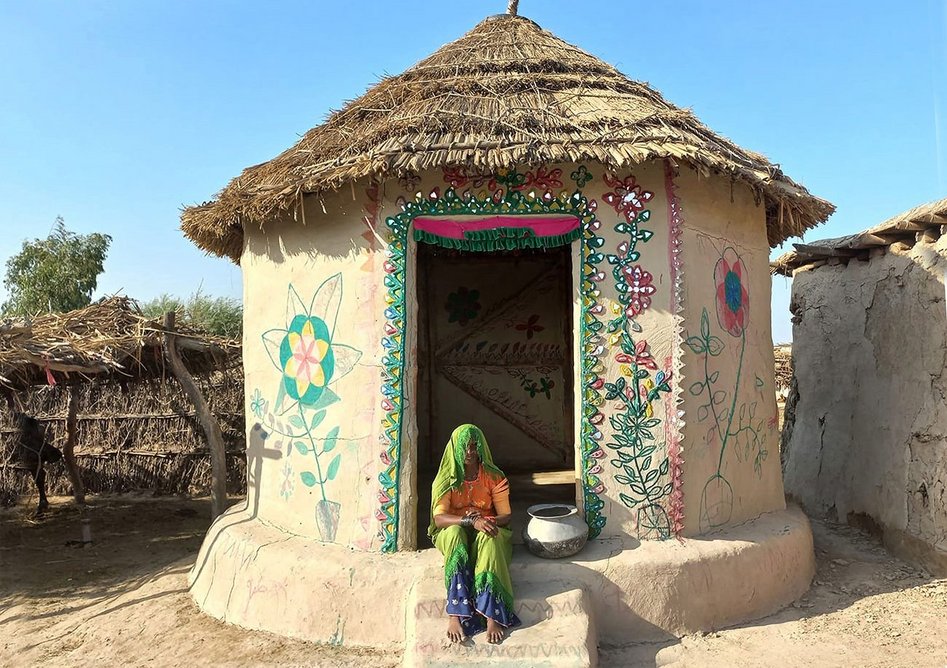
[775,345,793,400]
[0,372,245,506]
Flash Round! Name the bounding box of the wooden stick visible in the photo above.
[163,311,227,520]
[63,385,86,504]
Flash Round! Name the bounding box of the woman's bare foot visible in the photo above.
[446,615,465,643]
[485,617,505,644]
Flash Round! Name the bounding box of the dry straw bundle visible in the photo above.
[182,13,833,261]
[0,297,243,505]
[0,296,239,391]
[774,345,793,398]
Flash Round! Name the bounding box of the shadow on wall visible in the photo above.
[252,187,383,266]
[188,423,281,590]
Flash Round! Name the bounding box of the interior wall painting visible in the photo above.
[253,276,362,542]
[433,260,569,460]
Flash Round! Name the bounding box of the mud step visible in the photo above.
[404,573,597,667]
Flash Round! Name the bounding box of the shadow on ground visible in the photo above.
[1,497,944,667]
[0,495,214,623]
[600,518,947,667]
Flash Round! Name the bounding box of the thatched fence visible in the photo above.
[0,372,245,506]
[774,345,792,400]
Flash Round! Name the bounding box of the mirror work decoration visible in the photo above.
[376,164,683,551]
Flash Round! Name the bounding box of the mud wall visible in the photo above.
[783,239,947,574]
[675,168,785,535]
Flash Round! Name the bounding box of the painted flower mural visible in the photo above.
[570,165,593,188]
[687,247,767,532]
[250,389,267,419]
[259,275,362,542]
[262,276,361,413]
[622,265,656,318]
[514,314,545,340]
[714,248,749,337]
[616,339,658,372]
[398,171,421,193]
[284,318,333,403]
[279,461,295,501]
[596,173,676,539]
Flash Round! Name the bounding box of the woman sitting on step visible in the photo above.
[429,423,521,644]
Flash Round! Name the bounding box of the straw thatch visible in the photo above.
[772,197,947,276]
[0,296,239,392]
[182,13,834,262]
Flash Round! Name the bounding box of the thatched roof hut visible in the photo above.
[1,296,240,516]
[184,9,829,651]
[182,13,833,261]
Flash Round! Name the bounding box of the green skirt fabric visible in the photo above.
[433,525,520,629]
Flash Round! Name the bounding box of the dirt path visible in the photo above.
[603,521,947,667]
[1,496,945,667]
[0,496,396,667]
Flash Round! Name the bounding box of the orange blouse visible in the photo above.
[434,468,511,519]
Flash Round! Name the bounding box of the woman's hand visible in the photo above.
[473,516,498,537]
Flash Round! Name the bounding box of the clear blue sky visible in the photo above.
[1,1,944,342]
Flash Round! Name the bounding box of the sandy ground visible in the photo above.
[1,496,945,668]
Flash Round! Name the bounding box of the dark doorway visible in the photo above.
[416,242,576,547]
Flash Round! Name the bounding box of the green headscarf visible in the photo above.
[428,424,505,541]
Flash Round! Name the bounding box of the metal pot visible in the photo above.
[522,503,588,558]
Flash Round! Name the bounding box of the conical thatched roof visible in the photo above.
[182,13,834,262]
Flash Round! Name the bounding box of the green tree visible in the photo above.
[140,290,242,339]
[2,218,112,317]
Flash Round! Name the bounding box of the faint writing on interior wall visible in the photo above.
[440,366,563,455]
[439,341,565,366]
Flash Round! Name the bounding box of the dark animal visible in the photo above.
[13,413,62,513]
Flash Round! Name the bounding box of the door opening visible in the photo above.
[416,242,576,547]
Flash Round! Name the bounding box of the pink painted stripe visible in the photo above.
[413,214,579,240]
[663,159,686,539]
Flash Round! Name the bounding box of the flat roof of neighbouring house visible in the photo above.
[771,197,947,276]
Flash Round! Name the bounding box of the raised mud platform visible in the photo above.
[189,505,815,662]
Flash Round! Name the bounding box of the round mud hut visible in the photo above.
[182,10,834,659]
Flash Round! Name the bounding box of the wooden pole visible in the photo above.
[163,312,227,520]
[63,384,86,504]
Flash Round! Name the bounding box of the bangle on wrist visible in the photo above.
[460,516,473,528]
